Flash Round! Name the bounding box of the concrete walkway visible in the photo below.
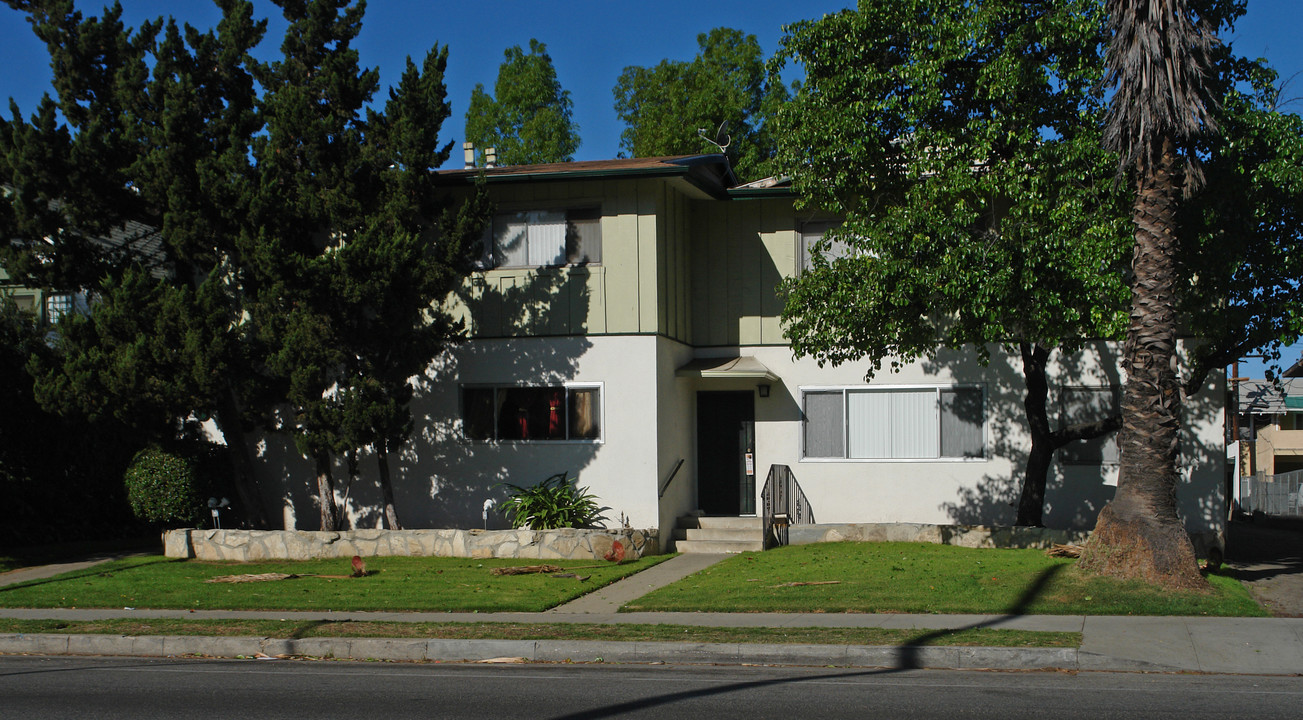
[2,553,1302,675]
[546,552,729,614]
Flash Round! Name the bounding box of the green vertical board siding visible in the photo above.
[605,180,640,334]
[708,202,730,345]
[737,201,763,346]
[637,181,659,333]
[689,202,710,346]
[657,183,670,337]
[760,200,794,345]
[678,191,691,342]
[726,201,746,346]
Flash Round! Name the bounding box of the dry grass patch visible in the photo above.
[0,618,1080,648]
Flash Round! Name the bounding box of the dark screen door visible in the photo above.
[697,391,756,515]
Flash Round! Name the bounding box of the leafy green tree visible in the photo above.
[464,38,579,165]
[774,0,1132,527]
[1178,54,1303,387]
[775,0,1303,542]
[614,27,789,181]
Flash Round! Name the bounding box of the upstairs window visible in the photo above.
[802,386,985,460]
[799,221,853,272]
[462,384,602,442]
[479,208,601,269]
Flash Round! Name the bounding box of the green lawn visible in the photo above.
[0,618,1080,649]
[624,542,1266,616]
[0,555,668,613]
[0,538,158,575]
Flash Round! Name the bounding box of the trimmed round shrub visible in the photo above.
[124,446,204,526]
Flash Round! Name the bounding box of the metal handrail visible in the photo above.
[761,464,814,548]
[658,458,686,499]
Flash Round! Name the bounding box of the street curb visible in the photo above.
[0,633,1082,671]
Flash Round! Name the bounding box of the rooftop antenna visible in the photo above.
[698,120,731,153]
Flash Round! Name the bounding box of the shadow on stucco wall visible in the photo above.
[925,342,1224,534]
[257,267,603,531]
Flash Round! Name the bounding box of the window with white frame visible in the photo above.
[478,208,601,269]
[802,386,985,459]
[45,292,75,323]
[1059,386,1121,464]
[462,383,602,442]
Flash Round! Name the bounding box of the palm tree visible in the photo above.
[1078,0,1218,588]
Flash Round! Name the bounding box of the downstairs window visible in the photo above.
[802,386,985,460]
[462,384,602,442]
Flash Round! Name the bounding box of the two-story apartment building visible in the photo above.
[252,154,1226,547]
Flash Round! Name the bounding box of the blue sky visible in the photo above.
[2,0,1300,372]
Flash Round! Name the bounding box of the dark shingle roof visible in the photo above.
[433,154,739,199]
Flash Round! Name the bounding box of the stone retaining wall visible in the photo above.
[785,522,1222,557]
[787,522,1091,549]
[164,527,658,562]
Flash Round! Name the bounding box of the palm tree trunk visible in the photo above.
[1080,137,1205,589]
[377,447,402,530]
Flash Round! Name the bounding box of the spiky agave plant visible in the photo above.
[499,472,606,530]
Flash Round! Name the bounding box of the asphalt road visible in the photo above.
[3,656,1301,719]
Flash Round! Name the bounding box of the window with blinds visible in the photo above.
[480,208,601,269]
[802,386,985,460]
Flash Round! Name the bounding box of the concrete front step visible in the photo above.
[674,539,765,554]
[674,516,764,553]
[677,515,763,530]
[673,527,766,542]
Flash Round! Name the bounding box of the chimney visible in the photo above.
[463,142,474,169]
[485,147,497,169]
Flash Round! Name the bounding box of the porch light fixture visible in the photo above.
[758,384,770,398]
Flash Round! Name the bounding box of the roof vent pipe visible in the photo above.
[463,142,475,169]
[485,147,497,169]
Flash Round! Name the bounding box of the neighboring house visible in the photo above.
[1235,375,1303,476]
[250,154,1226,547]
[1,215,162,323]
[1,265,50,320]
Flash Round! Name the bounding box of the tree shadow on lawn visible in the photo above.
[0,558,168,596]
[546,565,1068,720]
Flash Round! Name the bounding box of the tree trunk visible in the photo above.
[314,450,339,531]
[377,446,402,530]
[1079,137,1205,590]
[213,389,271,529]
[1017,344,1053,527]
[1016,344,1123,527]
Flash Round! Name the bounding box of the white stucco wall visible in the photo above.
[250,334,1224,538]
[715,341,1224,535]
[253,335,667,531]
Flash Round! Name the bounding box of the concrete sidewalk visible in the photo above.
[2,553,1302,675]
